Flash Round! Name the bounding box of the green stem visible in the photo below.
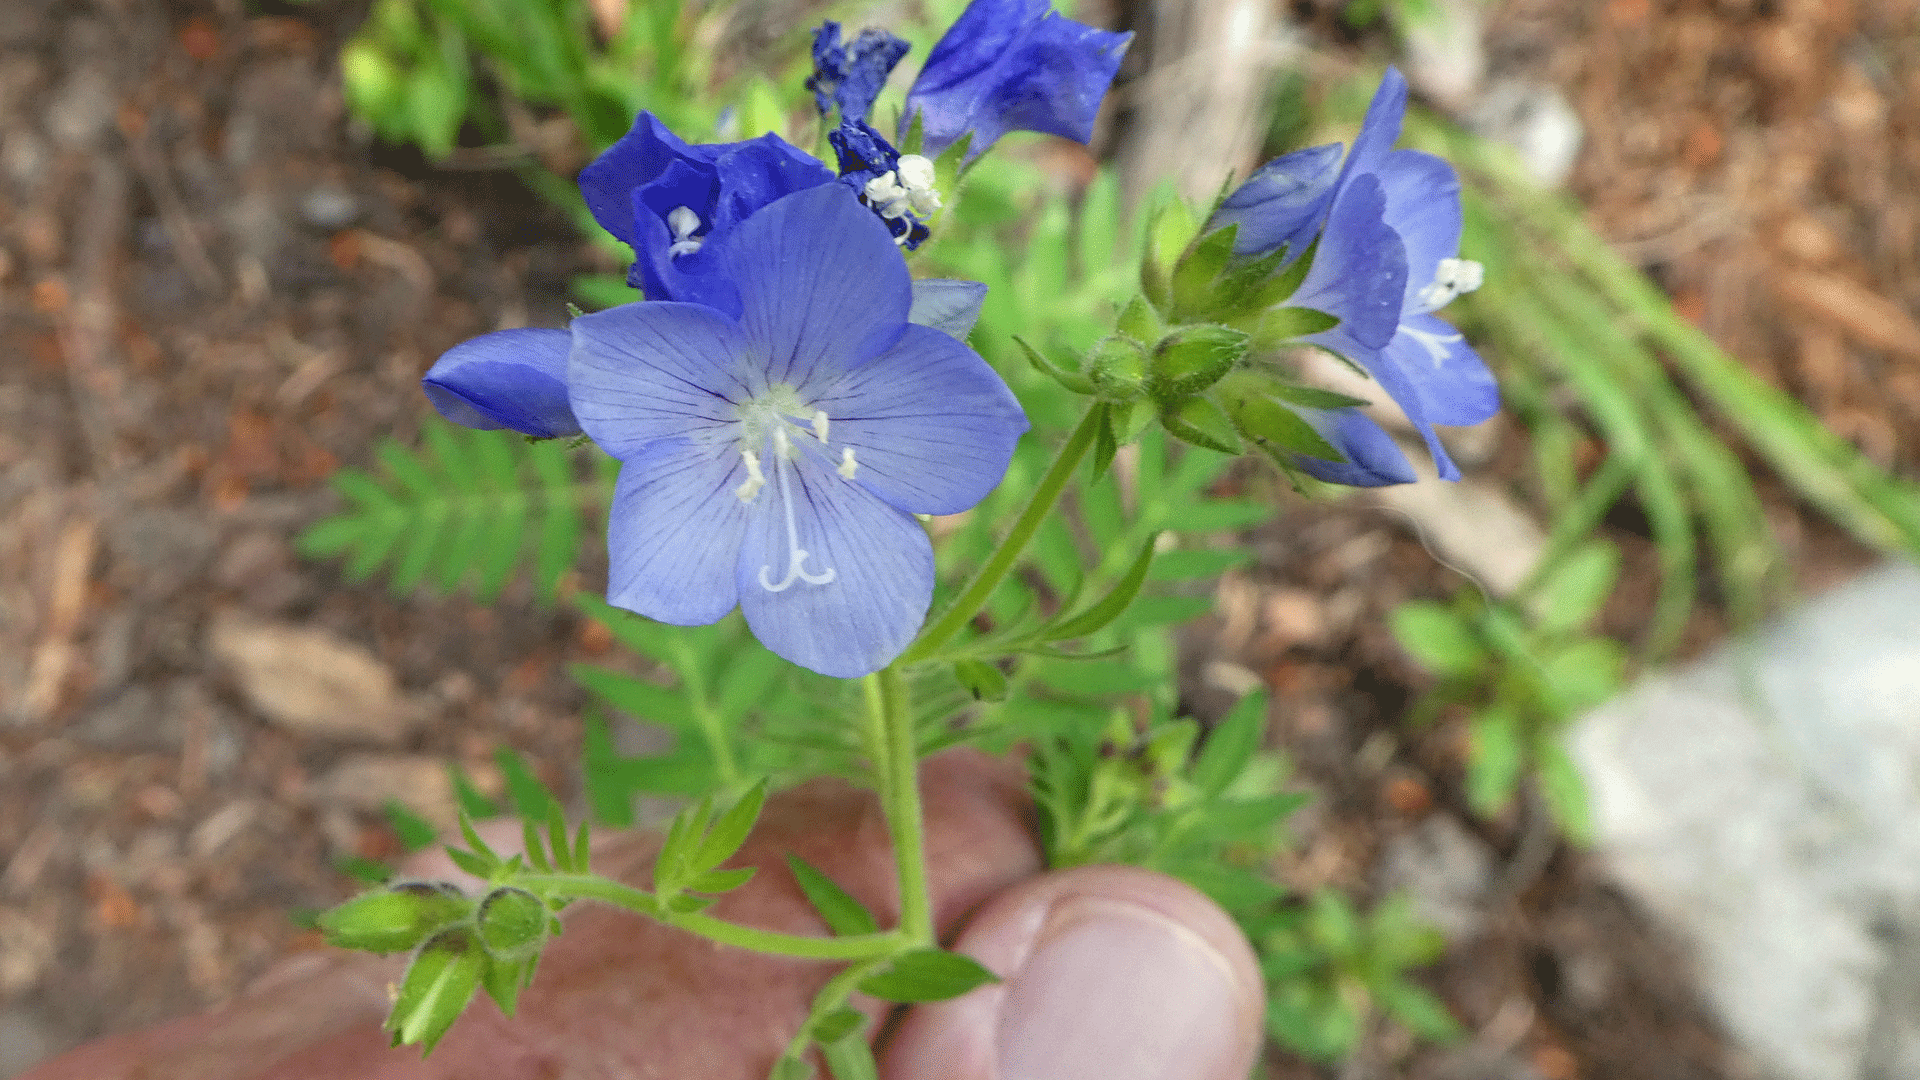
[671,638,740,788]
[874,666,933,945]
[781,957,890,1061]
[516,873,900,961]
[901,404,1103,664]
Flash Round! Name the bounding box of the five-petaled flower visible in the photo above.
[1210,68,1498,484]
[904,0,1131,161]
[566,184,1028,678]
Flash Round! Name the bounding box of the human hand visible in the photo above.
[21,751,1262,1080]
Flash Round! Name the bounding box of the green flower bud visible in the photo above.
[1085,335,1148,401]
[1148,324,1249,400]
[388,927,486,1052]
[319,881,470,954]
[474,886,549,962]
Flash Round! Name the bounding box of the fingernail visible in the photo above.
[996,896,1247,1080]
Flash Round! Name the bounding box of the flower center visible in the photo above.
[667,206,704,258]
[731,388,863,593]
[1414,257,1484,310]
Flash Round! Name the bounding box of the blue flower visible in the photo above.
[829,118,938,249]
[904,0,1131,161]
[577,112,836,317]
[1215,68,1498,482]
[422,328,580,439]
[566,184,1028,678]
[807,22,911,124]
[1290,408,1417,488]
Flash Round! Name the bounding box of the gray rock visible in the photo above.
[1376,813,1497,941]
[1467,81,1583,189]
[299,185,361,231]
[1572,561,1920,1080]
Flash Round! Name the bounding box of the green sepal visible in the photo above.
[953,658,1010,702]
[1089,401,1119,481]
[1207,245,1291,320]
[688,866,757,894]
[857,948,1001,1003]
[1149,324,1250,398]
[319,881,471,954]
[1013,336,1095,395]
[388,928,486,1052]
[1116,294,1161,344]
[1170,226,1237,319]
[1255,306,1340,347]
[785,854,880,936]
[1265,381,1371,411]
[1142,200,1201,311]
[1085,335,1148,401]
[480,953,535,1017]
[1160,395,1243,455]
[1218,386,1340,461]
[1044,534,1159,641]
[1242,234,1319,312]
[474,886,548,962]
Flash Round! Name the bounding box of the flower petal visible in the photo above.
[579,113,717,250]
[908,278,989,340]
[721,184,912,391]
[1290,407,1418,487]
[422,328,580,438]
[1209,142,1343,259]
[808,22,912,123]
[1293,173,1408,364]
[1385,312,1500,429]
[812,324,1028,515]
[736,459,934,678]
[1375,149,1464,312]
[1339,66,1408,184]
[569,302,750,458]
[606,438,749,626]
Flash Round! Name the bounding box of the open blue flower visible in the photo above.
[1215,68,1498,482]
[578,112,835,317]
[904,0,1131,160]
[807,22,911,123]
[567,184,1028,678]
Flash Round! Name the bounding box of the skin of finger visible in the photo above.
[17,749,1042,1080]
[879,865,1266,1080]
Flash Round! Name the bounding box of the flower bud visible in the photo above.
[475,886,550,962]
[388,927,486,1051]
[1085,335,1148,401]
[1147,324,1249,401]
[318,880,470,954]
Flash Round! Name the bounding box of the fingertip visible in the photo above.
[881,865,1263,1080]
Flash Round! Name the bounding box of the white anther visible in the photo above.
[838,446,858,480]
[1403,322,1464,367]
[864,171,912,219]
[896,155,942,217]
[811,410,830,444]
[733,449,766,503]
[667,205,704,258]
[1414,257,1484,310]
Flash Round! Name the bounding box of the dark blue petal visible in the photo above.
[736,456,934,678]
[906,0,1131,160]
[1374,149,1463,312]
[709,135,838,232]
[811,323,1028,515]
[1210,143,1343,259]
[422,328,580,439]
[908,278,988,340]
[807,22,911,124]
[720,184,912,392]
[578,113,719,249]
[1292,173,1408,364]
[1290,407,1418,487]
[606,437,749,626]
[569,301,750,458]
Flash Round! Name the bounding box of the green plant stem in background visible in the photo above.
[869,667,935,946]
[672,636,742,789]
[516,872,902,961]
[902,404,1104,664]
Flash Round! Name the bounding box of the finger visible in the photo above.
[18,749,1042,1080]
[881,865,1264,1080]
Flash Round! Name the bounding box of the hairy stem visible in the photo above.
[515,873,900,961]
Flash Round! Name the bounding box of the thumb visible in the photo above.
[881,865,1263,1080]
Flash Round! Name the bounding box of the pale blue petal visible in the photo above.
[1209,142,1343,259]
[811,324,1028,515]
[1385,313,1500,429]
[908,279,989,340]
[422,328,580,438]
[1293,173,1408,363]
[736,459,933,678]
[1375,149,1463,312]
[721,184,911,391]
[569,302,750,458]
[1291,408,1417,487]
[606,438,750,626]
[1340,66,1408,184]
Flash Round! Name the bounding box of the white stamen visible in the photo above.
[1414,257,1484,310]
[863,171,912,219]
[667,205,704,258]
[838,446,858,480]
[757,432,836,593]
[1404,322,1465,367]
[896,155,942,217]
[811,410,830,444]
[733,449,766,503]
